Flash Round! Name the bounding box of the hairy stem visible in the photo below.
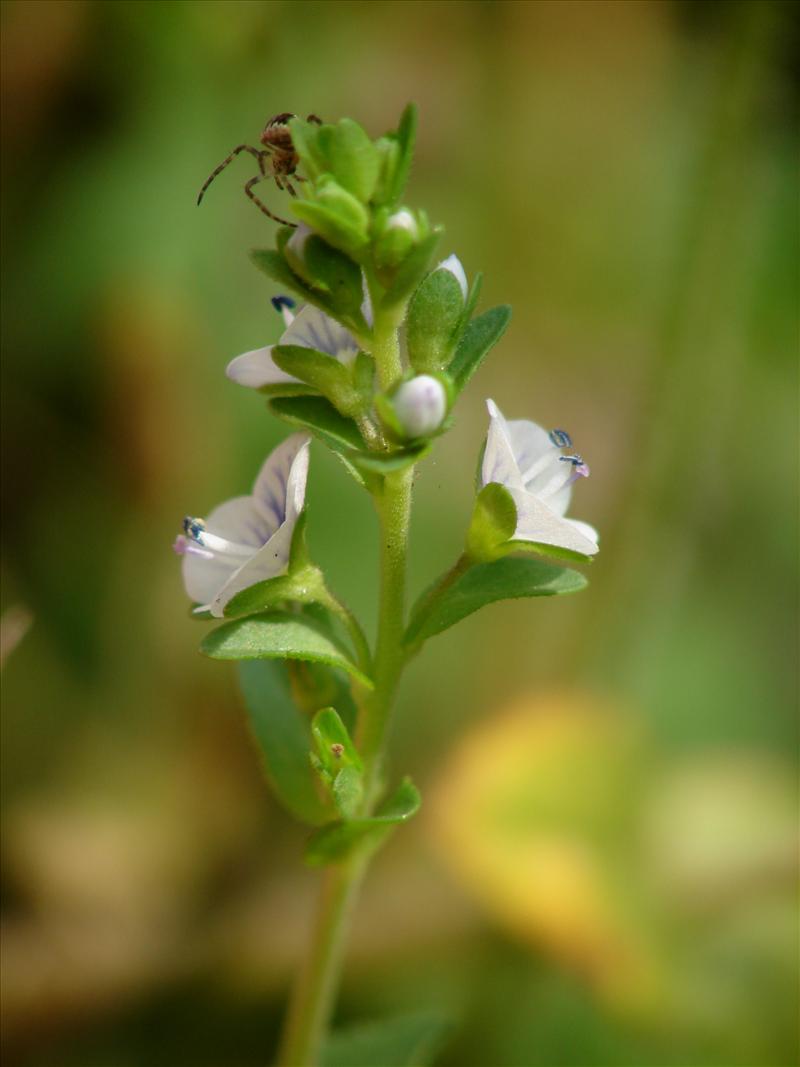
[276,303,413,1067]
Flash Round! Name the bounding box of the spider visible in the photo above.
[197,112,322,226]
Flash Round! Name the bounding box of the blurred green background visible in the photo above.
[1,1,797,1065]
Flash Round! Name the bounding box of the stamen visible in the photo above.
[182,516,253,560]
[558,453,584,466]
[183,516,206,541]
[271,294,296,328]
[549,428,572,448]
[173,534,213,560]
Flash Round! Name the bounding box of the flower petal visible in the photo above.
[282,305,359,361]
[482,399,524,490]
[205,495,273,548]
[182,550,238,608]
[251,433,310,530]
[226,346,299,388]
[508,487,599,556]
[210,520,296,617]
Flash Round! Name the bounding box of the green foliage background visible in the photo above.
[1,2,796,1065]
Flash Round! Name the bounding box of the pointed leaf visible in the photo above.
[305,777,421,866]
[405,556,588,645]
[201,610,373,688]
[269,396,366,452]
[250,249,364,337]
[321,1010,451,1067]
[448,305,512,392]
[237,660,327,825]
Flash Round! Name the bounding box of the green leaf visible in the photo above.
[327,118,380,202]
[311,707,362,772]
[272,344,356,409]
[350,441,430,475]
[269,396,366,452]
[466,482,518,561]
[292,177,370,255]
[321,1010,451,1067]
[405,556,588,645]
[236,661,327,825]
[332,766,364,820]
[305,777,421,866]
[381,229,441,309]
[387,102,418,207]
[448,304,512,392]
[406,266,466,374]
[250,249,337,317]
[201,610,373,688]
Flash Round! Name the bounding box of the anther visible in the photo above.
[183,516,206,542]
[330,743,345,759]
[549,428,572,448]
[271,295,296,313]
[558,453,584,466]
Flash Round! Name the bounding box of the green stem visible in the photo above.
[276,297,413,1067]
[276,853,367,1067]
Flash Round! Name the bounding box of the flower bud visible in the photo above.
[292,176,369,254]
[375,208,418,262]
[406,254,468,373]
[285,225,363,316]
[389,374,448,439]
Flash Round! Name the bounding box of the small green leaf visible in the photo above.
[321,1010,451,1067]
[406,266,465,374]
[405,556,588,645]
[350,441,430,475]
[237,661,327,825]
[381,229,441,309]
[269,396,366,452]
[305,777,421,866]
[272,345,357,410]
[448,304,512,392]
[327,118,380,202]
[388,102,418,207]
[311,707,363,772]
[332,766,364,819]
[293,177,370,255]
[466,482,518,561]
[201,610,373,688]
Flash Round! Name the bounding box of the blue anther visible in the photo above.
[271,295,296,313]
[558,453,584,466]
[549,428,572,448]
[183,516,206,542]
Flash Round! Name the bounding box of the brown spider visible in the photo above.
[197,112,322,226]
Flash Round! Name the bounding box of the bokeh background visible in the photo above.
[2,1,797,1065]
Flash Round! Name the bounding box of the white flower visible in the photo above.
[481,399,599,557]
[226,300,360,390]
[174,434,310,617]
[392,375,447,438]
[436,253,468,300]
[386,209,420,238]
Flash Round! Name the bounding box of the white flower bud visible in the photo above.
[392,375,447,439]
[284,223,314,280]
[386,208,419,238]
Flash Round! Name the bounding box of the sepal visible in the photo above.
[292,176,370,255]
[284,227,365,320]
[406,259,467,373]
[466,482,518,562]
[305,777,421,866]
[310,707,364,819]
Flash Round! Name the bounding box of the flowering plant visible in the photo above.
[179,105,597,1066]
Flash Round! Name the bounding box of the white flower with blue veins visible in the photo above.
[174,433,310,617]
[226,297,361,390]
[482,399,599,558]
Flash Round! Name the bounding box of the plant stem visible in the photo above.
[276,853,367,1067]
[276,306,413,1067]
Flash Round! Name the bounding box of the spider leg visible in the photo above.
[197,144,267,205]
[244,174,296,227]
[284,181,298,198]
[307,114,323,125]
